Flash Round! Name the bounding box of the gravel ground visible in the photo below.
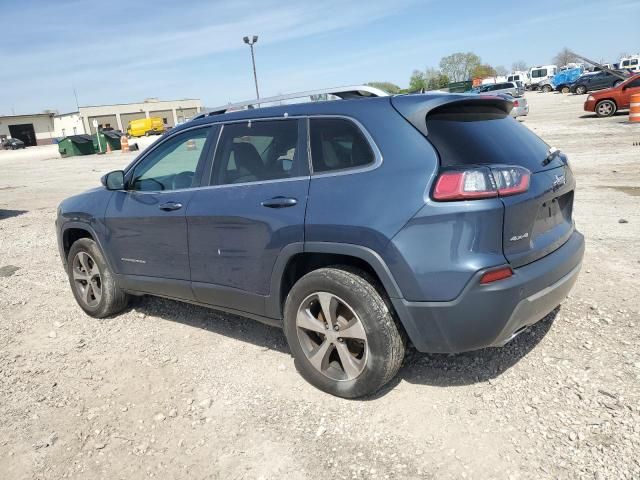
[1,93,639,479]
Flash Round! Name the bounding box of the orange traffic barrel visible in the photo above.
[120,135,130,152]
[630,93,640,123]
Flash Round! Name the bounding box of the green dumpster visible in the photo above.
[447,80,473,93]
[93,130,122,153]
[58,135,96,157]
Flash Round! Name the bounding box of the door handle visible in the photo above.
[159,202,183,211]
[261,197,298,208]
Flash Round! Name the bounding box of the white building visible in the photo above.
[1,98,202,145]
[0,113,55,146]
[54,112,85,137]
[79,98,202,134]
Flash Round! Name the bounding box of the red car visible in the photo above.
[584,73,640,117]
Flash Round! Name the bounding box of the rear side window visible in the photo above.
[211,119,303,185]
[426,103,550,171]
[310,118,375,173]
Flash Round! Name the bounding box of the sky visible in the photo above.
[1,0,639,115]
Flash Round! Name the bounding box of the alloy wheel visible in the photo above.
[72,251,102,308]
[597,102,614,117]
[296,292,368,381]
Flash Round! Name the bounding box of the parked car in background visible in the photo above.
[552,67,584,93]
[508,96,529,118]
[529,65,557,90]
[475,81,524,97]
[56,86,583,398]
[584,73,640,117]
[126,117,165,137]
[2,138,26,150]
[571,70,630,94]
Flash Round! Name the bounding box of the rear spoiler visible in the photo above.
[391,94,513,136]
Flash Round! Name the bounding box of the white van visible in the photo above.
[507,71,530,87]
[619,55,639,72]
[529,65,558,89]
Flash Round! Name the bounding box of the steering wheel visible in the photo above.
[171,171,194,190]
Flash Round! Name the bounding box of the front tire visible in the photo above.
[575,85,587,95]
[67,238,129,318]
[283,267,405,398]
[561,86,570,94]
[595,100,617,117]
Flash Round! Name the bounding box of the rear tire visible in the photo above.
[595,100,617,118]
[575,85,587,95]
[561,86,570,94]
[67,238,129,318]
[283,267,405,398]
[542,84,553,93]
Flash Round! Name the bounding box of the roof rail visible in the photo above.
[194,85,389,119]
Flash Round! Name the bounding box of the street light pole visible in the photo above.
[243,35,260,99]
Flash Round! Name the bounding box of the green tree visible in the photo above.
[366,82,401,94]
[439,52,481,82]
[408,70,427,92]
[472,64,497,79]
[425,68,449,90]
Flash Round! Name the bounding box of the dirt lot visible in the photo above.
[1,93,639,480]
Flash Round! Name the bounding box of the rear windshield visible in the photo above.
[426,104,551,171]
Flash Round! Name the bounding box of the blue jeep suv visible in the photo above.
[56,91,584,398]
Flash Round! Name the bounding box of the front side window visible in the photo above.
[212,119,302,185]
[131,127,210,191]
[309,118,375,173]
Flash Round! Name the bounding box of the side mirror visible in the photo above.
[101,170,125,190]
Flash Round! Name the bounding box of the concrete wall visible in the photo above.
[87,115,118,134]
[148,109,174,127]
[54,112,85,137]
[0,114,55,145]
[79,99,201,133]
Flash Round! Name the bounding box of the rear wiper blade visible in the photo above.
[542,147,559,166]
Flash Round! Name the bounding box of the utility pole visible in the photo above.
[243,35,260,99]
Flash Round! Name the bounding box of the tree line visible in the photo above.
[368,47,580,94]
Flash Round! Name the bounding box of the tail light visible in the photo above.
[433,166,530,201]
[513,100,519,107]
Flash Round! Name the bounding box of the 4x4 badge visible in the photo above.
[553,174,566,189]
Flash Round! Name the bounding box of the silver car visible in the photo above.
[478,81,525,97]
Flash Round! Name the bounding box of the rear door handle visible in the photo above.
[261,197,298,208]
[159,202,183,211]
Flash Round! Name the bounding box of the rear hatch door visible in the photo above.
[393,95,575,268]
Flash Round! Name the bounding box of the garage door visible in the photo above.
[88,115,118,134]
[8,124,37,146]
[176,108,198,123]
[120,112,147,132]
[149,110,174,127]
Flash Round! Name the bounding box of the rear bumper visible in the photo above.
[392,230,584,353]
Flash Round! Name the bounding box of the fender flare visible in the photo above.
[265,241,403,319]
[59,221,116,272]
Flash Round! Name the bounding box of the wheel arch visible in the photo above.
[61,222,114,271]
[266,242,403,319]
